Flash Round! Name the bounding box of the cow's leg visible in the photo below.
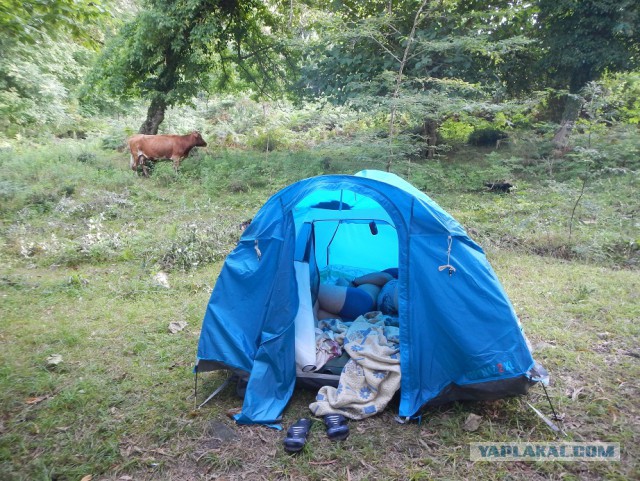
[136,154,150,177]
[141,157,151,177]
[131,153,144,175]
[172,157,181,174]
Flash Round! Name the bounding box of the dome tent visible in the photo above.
[196,170,546,425]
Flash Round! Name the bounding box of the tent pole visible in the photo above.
[325,221,341,265]
[542,382,561,421]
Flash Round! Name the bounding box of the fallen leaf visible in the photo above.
[360,459,376,470]
[168,321,187,334]
[153,272,170,288]
[256,429,269,444]
[26,395,50,405]
[568,386,585,401]
[309,460,338,466]
[226,407,242,419]
[46,354,63,367]
[150,448,174,457]
[533,341,556,351]
[463,413,483,432]
[80,476,93,481]
[418,439,431,450]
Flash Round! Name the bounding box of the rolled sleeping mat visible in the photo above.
[293,261,317,372]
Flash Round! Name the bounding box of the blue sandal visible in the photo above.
[324,414,349,441]
[283,418,312,453]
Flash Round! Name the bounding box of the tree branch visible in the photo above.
[387,0,430,171]
[368,34,401,63]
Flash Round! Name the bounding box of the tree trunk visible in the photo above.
[552,94,583,151]
[424,118,438,159]
[139,97,167,135]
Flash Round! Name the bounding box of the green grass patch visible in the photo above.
[1,136,638,480]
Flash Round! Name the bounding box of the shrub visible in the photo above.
[101,132,128,151]
[0,180,23,202]
[248,128,290,152]
[76,152,96,163]
[157,222,238,271]
[468,128,508,147]
[439,118,475,144]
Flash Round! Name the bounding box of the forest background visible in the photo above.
[1,1,639,480]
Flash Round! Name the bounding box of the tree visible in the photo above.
[0,0,107,46]
[0,0,109,134]
[0,35,91,133]
[294,0,533,161]
[86,0,294,134]
[535,0,640,94]
[296,1,536,101]
[534,0,640,146]
[294,0,640,155]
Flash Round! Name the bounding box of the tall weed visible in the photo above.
[156,220,238,272]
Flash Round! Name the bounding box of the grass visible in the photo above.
[0,134,639,480]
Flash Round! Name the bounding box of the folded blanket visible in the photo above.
[312,319,350,371]
[317,318,350,345]
[309,312,400,420]
[314,328,342,369]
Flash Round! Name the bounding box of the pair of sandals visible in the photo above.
[283,414,349,453]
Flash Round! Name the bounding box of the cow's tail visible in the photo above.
[129,153,136,170]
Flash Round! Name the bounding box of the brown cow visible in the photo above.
[127,131,207,176]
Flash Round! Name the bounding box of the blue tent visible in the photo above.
[196,170,545,425]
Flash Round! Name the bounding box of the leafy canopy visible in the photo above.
[0,0,111,134]
[295,0,535,103]
[86,0,294,109]
[296,0,640,101]
[0,0,108,46]
[535,0,640,92]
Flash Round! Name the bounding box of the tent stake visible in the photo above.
[527,383,567,437]
[197,376,233,410]
[527,402,566,437]
[194,369,198,410]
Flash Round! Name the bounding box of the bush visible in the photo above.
[76,152,96,163]
[157,222,237,271]
[247,128,290,152]
[439,118,475,144]
[468,128,508,147]
[0,180,23,202]
[101,134,128,151]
